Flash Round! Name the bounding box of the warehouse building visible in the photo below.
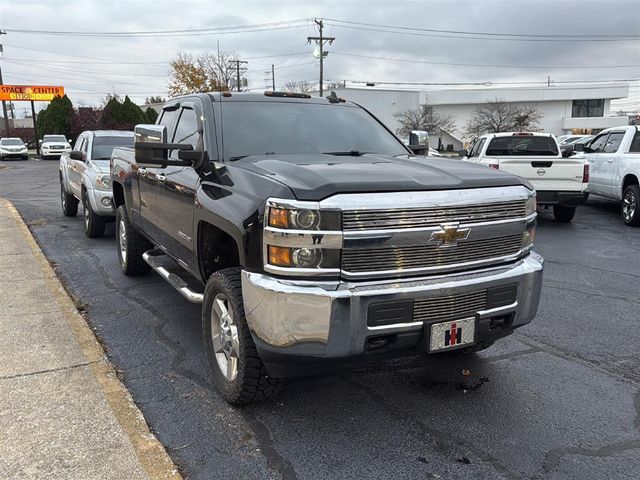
[330,83,630,151]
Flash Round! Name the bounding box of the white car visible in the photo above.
[59,130,134,237]
[41,134,72,159]
[462,132,589,222]
[581,126,640,225]
[0,137,28,160]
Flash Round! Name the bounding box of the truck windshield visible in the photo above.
[486,136,559,156]
[220,102,408,160]
[44,135,67,143]
[1,139,24,146]
[92,136,134,160]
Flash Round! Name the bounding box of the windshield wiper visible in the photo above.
[323,150,367,156]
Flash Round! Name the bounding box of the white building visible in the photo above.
[326,83,630,151]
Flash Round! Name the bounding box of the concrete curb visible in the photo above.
[3,199,182,480]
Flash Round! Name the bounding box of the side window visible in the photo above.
[588,133,609,153]
[74,136,84,151]
[470,138,485,157]
[80,137,89,155]
[170,107,202,160]
[158,108,178,141]
[629,132,640,153]
[603,132,625,154]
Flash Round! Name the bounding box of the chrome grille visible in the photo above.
[342,200,527,231]
[413,291,488,323]
[341,234,523,273]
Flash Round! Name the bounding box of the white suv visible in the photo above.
[0,137,28,160]
[41,134,71,159]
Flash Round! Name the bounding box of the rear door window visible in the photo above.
[469,138,485,157]
[603,132,625,153]
[485,136,559,156]
[629,132,640,153]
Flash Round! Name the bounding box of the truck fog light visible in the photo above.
[101,197,111,207]
[290,209,319,229]
[292,248,322,268]
[268,245,292,266]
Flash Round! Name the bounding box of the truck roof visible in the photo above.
[182,91,357,106]
[90,130,135,137]
[486,132,553,138]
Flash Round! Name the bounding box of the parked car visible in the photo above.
[461,132,589,222]
[111,92,543,404]
[41,135,71,159]
[0,137,28,160]
[560,135,593,157]
[59,130,134,237]
[580,126,640,225]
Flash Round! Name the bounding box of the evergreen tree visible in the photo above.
[36,95,74,140]
[145,107,159,124]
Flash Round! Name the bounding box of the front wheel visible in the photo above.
[60,178,78,217]
[553,205,576,223]
[622,185,640,226]
[83,193,106,238]
[115,205,152,276]
[202,267,281,405]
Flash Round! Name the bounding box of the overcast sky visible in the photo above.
[1,0,639,115]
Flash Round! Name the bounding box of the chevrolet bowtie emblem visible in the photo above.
[429,224,470,246]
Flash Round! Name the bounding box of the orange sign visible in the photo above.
[0,85,65,102]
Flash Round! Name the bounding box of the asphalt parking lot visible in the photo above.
[2,158,639,480]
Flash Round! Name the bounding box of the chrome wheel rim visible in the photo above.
[118,217,127,264]
[210,293,239,381]
[623,191,636,222]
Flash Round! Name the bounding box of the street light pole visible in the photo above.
[0,41,10,135]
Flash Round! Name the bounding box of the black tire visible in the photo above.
[622,185,640,226]
[60,178,79,217]
[202,267,281,405]
[115,205,152,276]
[553,205,576,223]
[83,193,106,238]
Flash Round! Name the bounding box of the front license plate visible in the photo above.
[429,317,475,352]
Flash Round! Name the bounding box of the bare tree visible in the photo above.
[394,107,456,139]
[284,80,316,93]
[169,51,246,96]
[465,98,543,138]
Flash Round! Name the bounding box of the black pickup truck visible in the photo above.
[110,92,543,404]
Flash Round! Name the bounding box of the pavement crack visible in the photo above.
[543,282,640,306]
[342,375,518,479]
[542,439,640,472]
[0,361,98,380]
[241,409,298,480]
[544,259,640,281]
[483,348,539,363]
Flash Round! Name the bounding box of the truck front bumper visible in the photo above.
[86,186,115,216]
[242,252,544,377]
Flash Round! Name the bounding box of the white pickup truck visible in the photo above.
[579,126,640,225]
[462,132,589,222]
[59,130,134,237]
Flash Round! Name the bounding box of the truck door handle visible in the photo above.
[157,174,167,183]
[606,159,614,163]
[139,167,147,177]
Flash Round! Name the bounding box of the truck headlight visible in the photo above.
[95,173,111,191]
[267,206,340,230]
[264,200,342,276]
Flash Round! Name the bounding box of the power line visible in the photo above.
[5,19,310,37]
[325,23,640,43]
[324,18,640,41]
[332,51,640,70]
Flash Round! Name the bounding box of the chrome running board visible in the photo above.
[142,249,203,304]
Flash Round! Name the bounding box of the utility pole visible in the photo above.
[230,59,248,92]
[0,33,10,134]
[307,18,335,97]
[272,64,275,91]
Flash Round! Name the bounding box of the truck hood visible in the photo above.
[233,153,529,201]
